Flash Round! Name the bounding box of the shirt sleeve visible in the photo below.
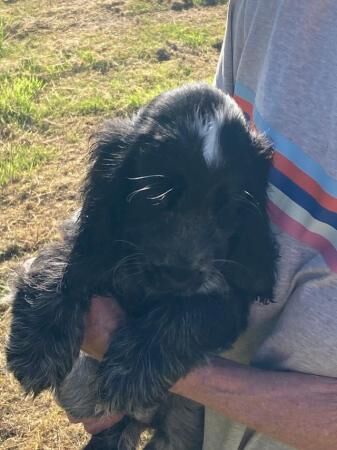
[214,0,248,94]
[214,1,236,94]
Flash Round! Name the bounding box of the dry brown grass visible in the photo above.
[0,0,227,447]
[0,310,88,449]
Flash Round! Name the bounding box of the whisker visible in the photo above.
[113,253,144,276]
[128,175,165,181]
[95,256,142,282]
[127,186,152,203]
[213,258,249,273]
[112,253,143,282]
[115,267,143,279]
[114,253,143,268]
[147,188,174,201]
[233,191,264,219]
[243,190,259,205]
[112,240,140,250]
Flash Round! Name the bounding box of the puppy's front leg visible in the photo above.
[6,245,87,395]
[97,292,249,415]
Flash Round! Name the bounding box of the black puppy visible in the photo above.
[7,84,277,449]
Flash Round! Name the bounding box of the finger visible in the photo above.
[67,413,82,424]
[82,414,124,435]
[81,296,126,359]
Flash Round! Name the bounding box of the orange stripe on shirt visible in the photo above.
[234,95,253,120]
[273,152,337,213]
[235,93,337,214]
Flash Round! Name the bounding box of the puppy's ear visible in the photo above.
[222,122,277,302]
[228,204,277,302]
[219,114,272,189]
[62,118,134,293]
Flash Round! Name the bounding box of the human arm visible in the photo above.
[80,297,337,448]
[172,356,337,450]
[171,273,337,450]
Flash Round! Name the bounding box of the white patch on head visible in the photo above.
[189,109,226,168]
[202,117,221,167]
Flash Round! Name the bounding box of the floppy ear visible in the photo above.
[62,118,134,295]
[221,120,277,301]
[228,204,278,302]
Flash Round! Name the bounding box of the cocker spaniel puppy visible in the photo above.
[7,84,277,449]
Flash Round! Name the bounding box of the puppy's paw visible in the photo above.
[6,289,83,395]
[6,251,85,395]
[7,327,79,395]
[56,354,104,418]
[97,326,170,415]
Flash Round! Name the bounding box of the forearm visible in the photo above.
[172,357,337,450]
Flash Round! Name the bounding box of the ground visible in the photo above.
[0,0,227,448]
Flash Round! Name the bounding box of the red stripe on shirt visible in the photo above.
[268,200,337,272]
[234,95,253,120]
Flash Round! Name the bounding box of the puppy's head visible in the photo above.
[66,84,275,303]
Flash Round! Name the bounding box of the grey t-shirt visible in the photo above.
[205,1,337,449]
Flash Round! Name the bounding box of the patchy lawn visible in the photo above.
[0,0,227,447]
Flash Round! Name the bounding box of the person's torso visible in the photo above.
[207,1,337,449]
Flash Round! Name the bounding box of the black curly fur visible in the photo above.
[7,84,277,449]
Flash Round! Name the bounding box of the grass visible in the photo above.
[125,0,227,14]
[0,142,53,187]
[0,75,44,126]
[0,0,227,448]
[0,17,10,58]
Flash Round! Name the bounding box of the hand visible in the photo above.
[67,412,124,435]
[81,295,125,360]
[68,295,126,434]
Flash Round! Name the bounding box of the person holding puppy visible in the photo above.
[72,1,337,449]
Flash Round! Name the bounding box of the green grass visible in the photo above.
[0,142,53,187]
[125,0,169,15]
[158,22,212,47]
[0,75,44,126]
[0,1,228,447]
[0,17,8,57]
[0,0,226,192]
[38,58,209,118]
[123,0,227,15]
[0,0,225,227]
[194,0,227,5]
[3,18,221,121]
[0,0,225,202]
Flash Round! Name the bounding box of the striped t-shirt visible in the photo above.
[235,81,337,273]
[205,1,337,449]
